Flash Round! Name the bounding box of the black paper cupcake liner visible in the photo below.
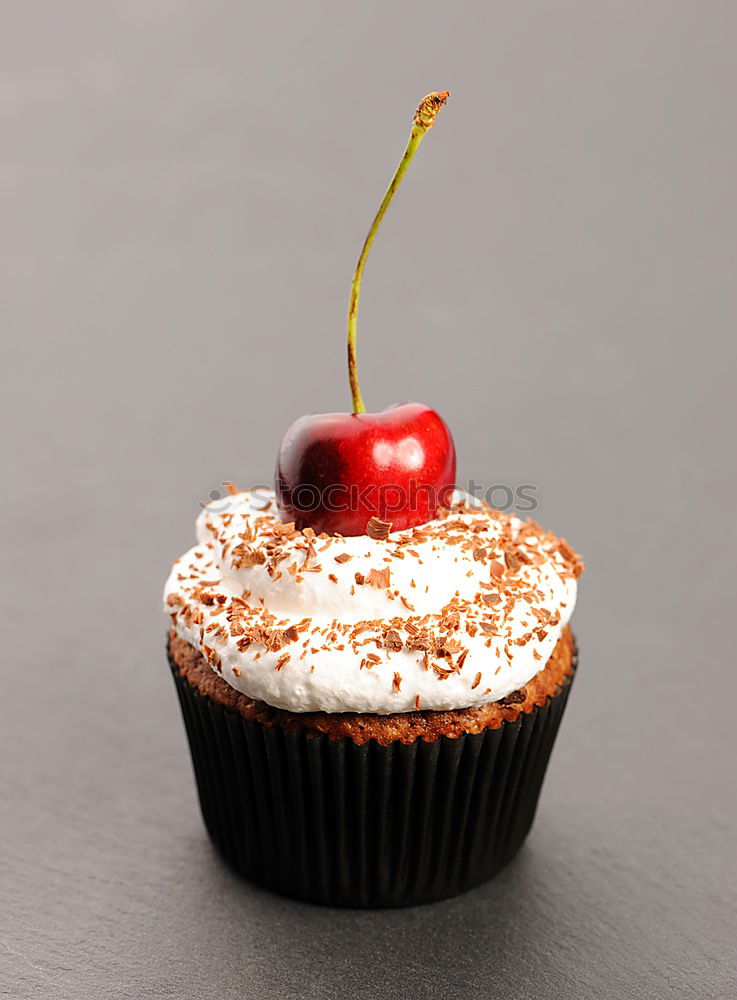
[170,654,576,907]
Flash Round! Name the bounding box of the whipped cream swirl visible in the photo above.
[164,491,581,714]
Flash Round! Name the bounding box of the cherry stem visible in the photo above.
[347,91,450,415]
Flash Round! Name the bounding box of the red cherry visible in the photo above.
[274,93,453,537]
[275,402,456,536]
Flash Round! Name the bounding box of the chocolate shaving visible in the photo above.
[505,551,521,571]
[366,567,391,589]
[558,538,585,578]
[274,653,290,671]
[231,544,266,569]
[499,686,527,706]
[440,609,461,631]
[405,634,435,653]
[367,517,393,540]
[438,635,462,657]
[489,560,505,580]
[481,593,502,607]
[384,629,403,652]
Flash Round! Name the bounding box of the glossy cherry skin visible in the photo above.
[275,402,456,536]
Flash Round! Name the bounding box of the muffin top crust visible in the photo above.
[164,490,582,714]
[169,626,576,745]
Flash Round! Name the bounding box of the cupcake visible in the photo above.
[165,490,582,906]
[163,92,583,906]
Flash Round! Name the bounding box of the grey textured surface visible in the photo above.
[2,1,736,997]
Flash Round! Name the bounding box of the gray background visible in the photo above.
[2,1,736,997]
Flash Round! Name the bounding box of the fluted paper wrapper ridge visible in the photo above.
[170,653,575,907]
